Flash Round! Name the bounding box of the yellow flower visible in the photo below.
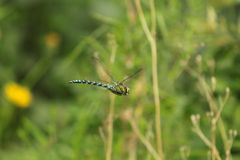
[3,82,32,108]
[45,32,61,49]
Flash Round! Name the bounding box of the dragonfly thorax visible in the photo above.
[109,83,130,96]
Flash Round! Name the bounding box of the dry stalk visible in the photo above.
[134,0,163,159]
[185,59,235,160]
[191,115,221,160]
[105,35,117,160]
[197,74,229,155]
[226,129,237,160]
[129,117,160,160]
[106,94,115,160]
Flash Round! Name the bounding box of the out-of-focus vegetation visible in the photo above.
[0,0,240,159]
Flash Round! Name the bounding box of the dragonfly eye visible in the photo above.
[126,87,130,94]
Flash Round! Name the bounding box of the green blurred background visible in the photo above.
[0,0,240,159]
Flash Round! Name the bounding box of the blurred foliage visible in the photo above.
[0,0,240,159]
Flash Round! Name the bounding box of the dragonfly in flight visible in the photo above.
[69,68,142,96]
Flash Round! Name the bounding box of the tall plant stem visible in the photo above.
[106,94,115,160]
[134,0,164,159]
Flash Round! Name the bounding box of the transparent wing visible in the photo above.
[92,55,115,82]
[120,68,142,84]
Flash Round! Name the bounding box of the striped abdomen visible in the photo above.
[69,80,129,96]
[69,80,111,89]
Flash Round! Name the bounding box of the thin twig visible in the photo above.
[105,36,117,160]
[186,66,228,150]
[191,116,221,160]
[106,94,115,160]
[134,0,163,159]
[129,118,160,160]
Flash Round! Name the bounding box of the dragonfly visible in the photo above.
[69,68,142,96]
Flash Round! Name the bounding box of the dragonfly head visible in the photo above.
[119,84,130,95]
[125,87,130,95]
